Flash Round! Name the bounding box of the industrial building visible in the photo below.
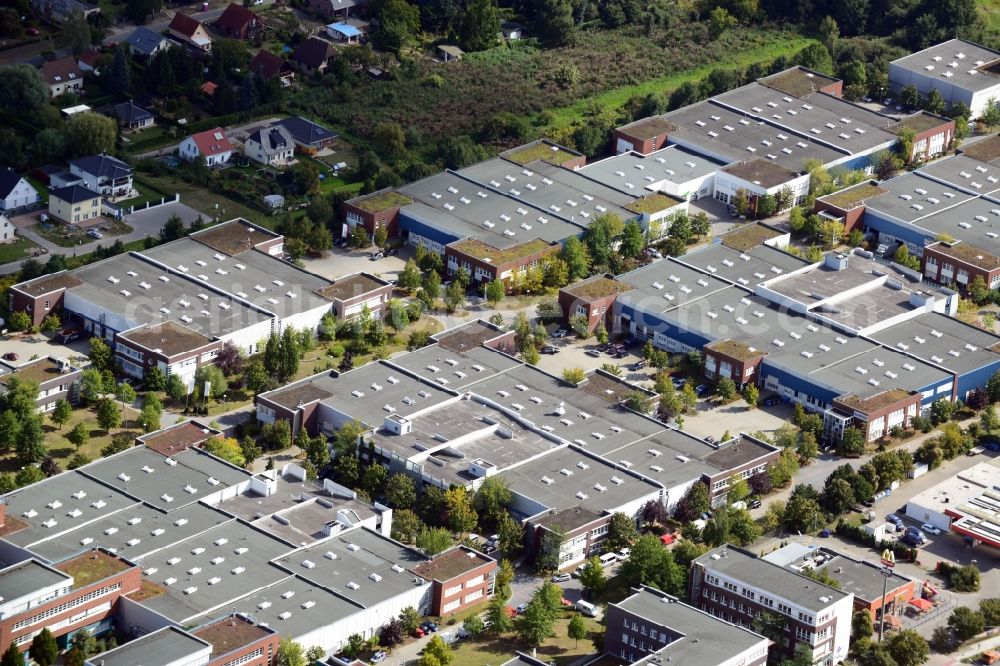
[6,220,388,385]
[904,458,1000,548]
[255,320,780,570]
[0,420,499,660]
[889,39,1000,118]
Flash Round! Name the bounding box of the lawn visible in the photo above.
[450,614,603,665]
[542,35,816,130]
[135,174,269,226]
[0,237,40,264]
[979,0,1000,33]
[123,178,171,209]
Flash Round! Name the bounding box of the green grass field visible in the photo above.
[542,36,817,130]
[979,0,1000,32]
[0,237,39,264]
[135,174,268,226]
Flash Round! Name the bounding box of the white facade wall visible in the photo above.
[904,500,953,532]
[1,178,40,211]
[218,318,274,356]
[278,302,331,336]
[825,594,854,664]
[64,291,138,337]
[888,63,995,118]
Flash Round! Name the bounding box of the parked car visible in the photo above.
[2,352,18,361]
[386,248,398,256]
[541,346,559,355]
[561,597,573,606]
[921,523,942,536]
[612,349,628,359]
[819,529,831,538]
[887,514,904,527]
[695,384,708,396]
[552,573,571,582]
[901,533,923,547]
[421,621,438,632]
[585,349,601,357]
[516,603,528,614]
[617,547,631,559]
[87,229,103,239]
[748,498,761,509]
[370,652,387,664]
[411,627,425,638]
[571,566,585,578]
[553,329,568,338]
[632,360,646,371]
[369,252,383,261]
[704,435,715,444]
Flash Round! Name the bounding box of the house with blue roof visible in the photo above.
[125,27,172,60]
[325,21,361,44]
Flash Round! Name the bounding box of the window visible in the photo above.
[12,582,122,630]
[576,305,587,317]
[444,584,462,597]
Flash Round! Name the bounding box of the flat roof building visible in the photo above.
[889,39,1000,117]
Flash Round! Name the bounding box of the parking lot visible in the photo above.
[533,334,649,383]
[680,398,795,441]
[302,244,411,282]
[0,332,92,366]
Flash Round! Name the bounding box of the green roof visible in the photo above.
[354,191,413,213]
[449,237,555,265]
[625,194,684,215]
[821,183,887,210]
[503,142,578,166]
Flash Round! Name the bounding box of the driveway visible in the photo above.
[1,203,208,275]
[303,245,411,282]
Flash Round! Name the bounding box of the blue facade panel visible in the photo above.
[761,361,840,405]
[399,211,461,247]
[861,210,930,249]
[957,360,1000,400]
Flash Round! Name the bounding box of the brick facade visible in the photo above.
[412,547,497,617]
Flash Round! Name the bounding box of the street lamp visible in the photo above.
[877,548,895,641]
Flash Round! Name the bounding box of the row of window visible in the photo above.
[12,583,122,630]
[222,648,264,666]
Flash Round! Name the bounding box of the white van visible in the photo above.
[599,552,618,567]
[576,600,598,617]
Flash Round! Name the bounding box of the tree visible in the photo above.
[400,606,422,633]
[416,527,453,556]
[385,473,416,509]
[640,499,669,527]
[579,556,606,596]
[948,606,985,641]
[423,270,442,301]
[399,260,422,292]
[516,595,557,646]
[495,558,515,600]
[716,377,737,401]
[562,367,586,385]
[951,564,980,592]
[675,481,710,522]
[63,112,117,158]
[276,638,306,666]
[444,486,478,532]
[0,65,49,116]
[708,6,737,38]
[372,0,420,53]
[422,635,453,665]
[362,463,389,497]
[475,476,512,525]
[885,629,929,666]
[444,280,464,313]
[620,534,684,595]
[261,420,291,450]
[380,618,404,650]
[40,313,61,333]
[463,613,485,638]
[561,236,591,281]
[145,366,166,391]
[372,122,406,160]
[535,0,574,46]
[115,381,136,427]
[852,609,873,641]
[89,336,112,372]
[980,598,1000,626]
[818,15,839,51]
[485,278,505,307]
[93,397,119,432]
[567,614,587,647]
[742,383,759,409]
[31,628,59,666]
[342,634,365,659]
[1,643,23,666]
[216,341,245,376]
[458,0,499,51]
[67,421,89,449]
[50,399,72,430]
[605,512,638,551]
[305,647,325,664]
[783,492,822,533]
[203,437,246,467]
[497,512,524,555]
[108,46,131,96]
[486,595,513,634]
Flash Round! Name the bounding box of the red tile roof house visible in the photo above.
[168,12,213,53]
[41,57,84,97]
[290,36,335,75]
[179,128,234,166]
[249,49,294,86]
[214,3,264,40]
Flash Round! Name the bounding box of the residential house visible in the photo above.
[308,0,364,19]
[214,3,264,40]
[77,50,102,74]
[0,170,41,214]
[169,13,212,53]
[244,125,295,167]
[180,128,234,166]
[290,36,334,75]
[110,101,154,132]
[48,185,101,224]
[325,21,360,44]
[41,57,84,97]
[125,26,172,60]
[501,21,525,40]
[0,215,15,244]
[69,155,134,198]
[248,50,294,86]
[276,116,336,154]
